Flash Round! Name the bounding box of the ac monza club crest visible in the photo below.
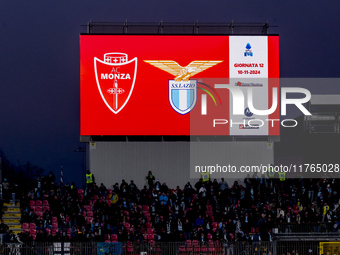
[94,53,137,114]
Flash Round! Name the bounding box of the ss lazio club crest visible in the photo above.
[144,60,222,114]
[94,53,137,114]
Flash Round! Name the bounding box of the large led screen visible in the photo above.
[80,35,279,136]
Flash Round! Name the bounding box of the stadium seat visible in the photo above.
[194,246,200,253]
[30,229,36,235]
[142,205,149,211]
[36,206,42,211]
[179,245,186,253]
[22,223,29,230]
[208,247,215,252]
[104,234,110,241]
[146,222,152,228]
[45,228,51,235]
[201,245,208,252]
[124,222,130,229]
[42,206,50,212]
[207,205,212,210]
[36,211,43,217]
[52,217,57,223]
[186,240,192,246]
[207,233,213,240]
[30,223,36,229]
[147,228,153,234]
[36,200,42,206]
[211,222,217,228]
[86,211,93,217]
[86,205,92,211]
[192,240,199,247]
[52,223,58,229]
[106,199,111,206]
[29,200,35,206]
[78,189,84,194]
[30,206,35,211]
[148,234,154,240]
[43,200,49,206]
[86,217,93,223]
[111,234,118,241]
[143,233,148,240]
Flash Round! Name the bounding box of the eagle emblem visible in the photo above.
[144,60,223,115]
[144,60,223,82]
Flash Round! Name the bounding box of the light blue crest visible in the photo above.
[169,80,197,115]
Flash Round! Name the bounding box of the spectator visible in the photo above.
[219,178,229,192]
[85,170,95,189]
[0,220,9,234]
[154,179,161,192]
[196,215,204,227]
[129,180,138,193]
[12,183,18,206]
[183,218,191,240]
[146,171,155,190]
[47,171,56,185]
[159,192,168,206]
[2,179,10,203]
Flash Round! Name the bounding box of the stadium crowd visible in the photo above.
[5,170,340,243]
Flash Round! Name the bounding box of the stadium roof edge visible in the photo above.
[81,21,278,35]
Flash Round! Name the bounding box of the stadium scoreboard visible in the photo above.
[80,35,279,136]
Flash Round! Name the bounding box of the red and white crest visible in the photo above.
[94,53,137,114]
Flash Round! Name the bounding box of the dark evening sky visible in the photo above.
[0,1,339,185]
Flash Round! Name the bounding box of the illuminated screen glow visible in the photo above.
[80,35,279,136]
